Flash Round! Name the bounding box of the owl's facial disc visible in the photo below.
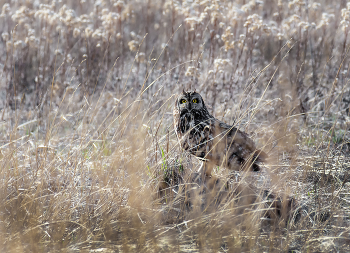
[177,91,207,119]
[178,96,188,106]
[189,94,203,110]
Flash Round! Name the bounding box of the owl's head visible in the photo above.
[175,90,208,113]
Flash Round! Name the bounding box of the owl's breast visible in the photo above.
[177,112,195,134]
[179,121,213,158]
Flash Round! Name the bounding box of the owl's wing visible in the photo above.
[216,120,267,163]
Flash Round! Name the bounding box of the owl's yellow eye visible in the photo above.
[192,98,198,103]
[180,99,187,104]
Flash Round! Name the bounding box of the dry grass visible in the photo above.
[0,0,350,252]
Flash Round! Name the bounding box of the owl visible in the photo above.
[173,90,267,176]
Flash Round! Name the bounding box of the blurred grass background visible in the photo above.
[0,0,350,252]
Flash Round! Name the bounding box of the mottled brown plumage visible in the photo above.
[173,90,267,176]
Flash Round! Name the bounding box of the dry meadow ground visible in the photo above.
[1,0,350,252]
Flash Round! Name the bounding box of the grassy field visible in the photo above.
[1,0,350,252]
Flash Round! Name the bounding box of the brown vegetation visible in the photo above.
[0,0,350,252]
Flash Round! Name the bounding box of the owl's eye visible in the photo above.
[180,99,187,104]
[192,98,198,103]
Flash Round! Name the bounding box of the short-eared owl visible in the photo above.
[173,91,267,176]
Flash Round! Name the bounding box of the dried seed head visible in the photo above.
[128,40,138,52]
[1,32,9,41]
[73,28,81,38]
[85,27,93,37]
[135,52,146,63]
